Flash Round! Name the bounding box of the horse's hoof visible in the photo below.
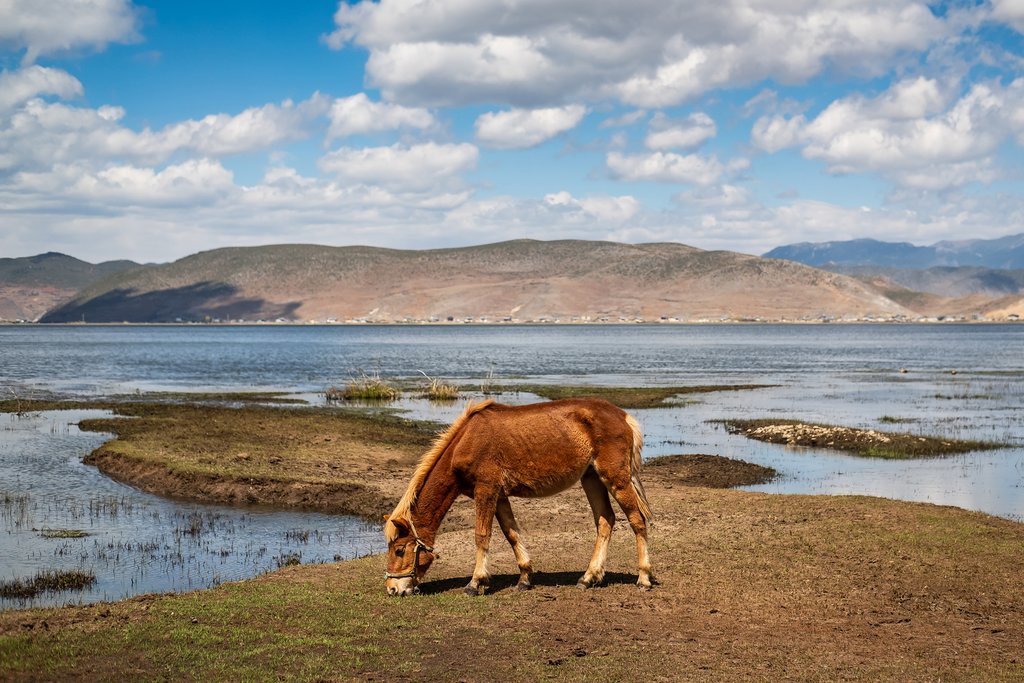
[463,585,478,596]
[576,579,591,590]
[516,581,533,592]
[637,583,653,592]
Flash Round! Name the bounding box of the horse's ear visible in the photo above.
[382,514,390,522]
[389,517,410,534]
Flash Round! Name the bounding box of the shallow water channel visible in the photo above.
[0,410,382,610]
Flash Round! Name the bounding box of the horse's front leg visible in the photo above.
[495,496,533,590]
[465,490,499,596]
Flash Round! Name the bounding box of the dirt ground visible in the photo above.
[1,401,1022,681]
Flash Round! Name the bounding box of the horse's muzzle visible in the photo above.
[385,577,418,596]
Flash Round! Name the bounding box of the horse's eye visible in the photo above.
[394,548,404,557]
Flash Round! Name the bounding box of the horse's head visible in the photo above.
[383,515,435,596]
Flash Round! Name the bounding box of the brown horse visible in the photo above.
[383,398,654,596]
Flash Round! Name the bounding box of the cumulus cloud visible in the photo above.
[752,76,1024,188]
[0,66,83,112]
[318,142,479,192]
[0,92,330,171]
[607,151,723,185]
[326,93,435,141]
[327,0,950,107]
[543,190,640,223]
[474,105,586,149]
[0,0,140,64]
[644,112,716,150]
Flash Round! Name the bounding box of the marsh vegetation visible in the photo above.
[720,418,1008,458]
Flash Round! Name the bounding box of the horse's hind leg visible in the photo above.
[495,497,533,590]
[578,467,615,588]
[593,462,655,591]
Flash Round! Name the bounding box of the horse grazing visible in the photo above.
[383,398,654,596]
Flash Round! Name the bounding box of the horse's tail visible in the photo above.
[625,413,652,523]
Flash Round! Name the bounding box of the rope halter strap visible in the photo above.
[384,535,434,580]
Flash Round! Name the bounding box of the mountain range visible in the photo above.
[763,233,1024,269]
[38,240,911,323]
[0,252,142,322]
[4,235,1023,324]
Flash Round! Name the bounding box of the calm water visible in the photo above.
[1,324,1023,607]
[0,410,381,609]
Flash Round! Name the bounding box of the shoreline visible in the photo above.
[3,319,1022,326]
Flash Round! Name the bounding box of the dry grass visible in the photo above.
[418,372,460,401]
[326,373,401,402]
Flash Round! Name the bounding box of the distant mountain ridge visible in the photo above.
[0,252,143,321]
[764,233,1024,269]
[39,239,915,323]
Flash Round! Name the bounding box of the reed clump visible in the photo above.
[0,569,96,599]
[418,372,460,401]
[325,373,400,402]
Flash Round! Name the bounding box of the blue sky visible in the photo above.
[1,0,1023,263]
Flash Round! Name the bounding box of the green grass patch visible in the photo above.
[878,415,917,424]
[515,384,773,409]
[719,418,1008,458]
[124,391,308,405]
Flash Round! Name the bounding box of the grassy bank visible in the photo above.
[518,383,773,409]
[1,488,1021,681]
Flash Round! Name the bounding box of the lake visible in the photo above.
[1,323,1022,607]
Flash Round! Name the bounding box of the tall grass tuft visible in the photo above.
[418,371,460,401]
[480,367,506,395]
[325,372,400,402]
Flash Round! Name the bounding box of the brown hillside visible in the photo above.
[41,240,916,323]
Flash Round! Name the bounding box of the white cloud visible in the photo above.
[0,66,83,112]
[599,110,647,129]
[607,151,723,185]
[0,0,140,64]
[326,93,435,141]
[474,105,586,149]
[752,76,1024,189]
[0,93,330,171]
[318,142,479,192]
[327,0,951,107]
[751,113,808,154]
[13,159,236,207]
[991,0,1024,33]
[644,112,716,150]
[543,190,640,223]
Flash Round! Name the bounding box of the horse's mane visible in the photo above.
[384,399,494,542]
